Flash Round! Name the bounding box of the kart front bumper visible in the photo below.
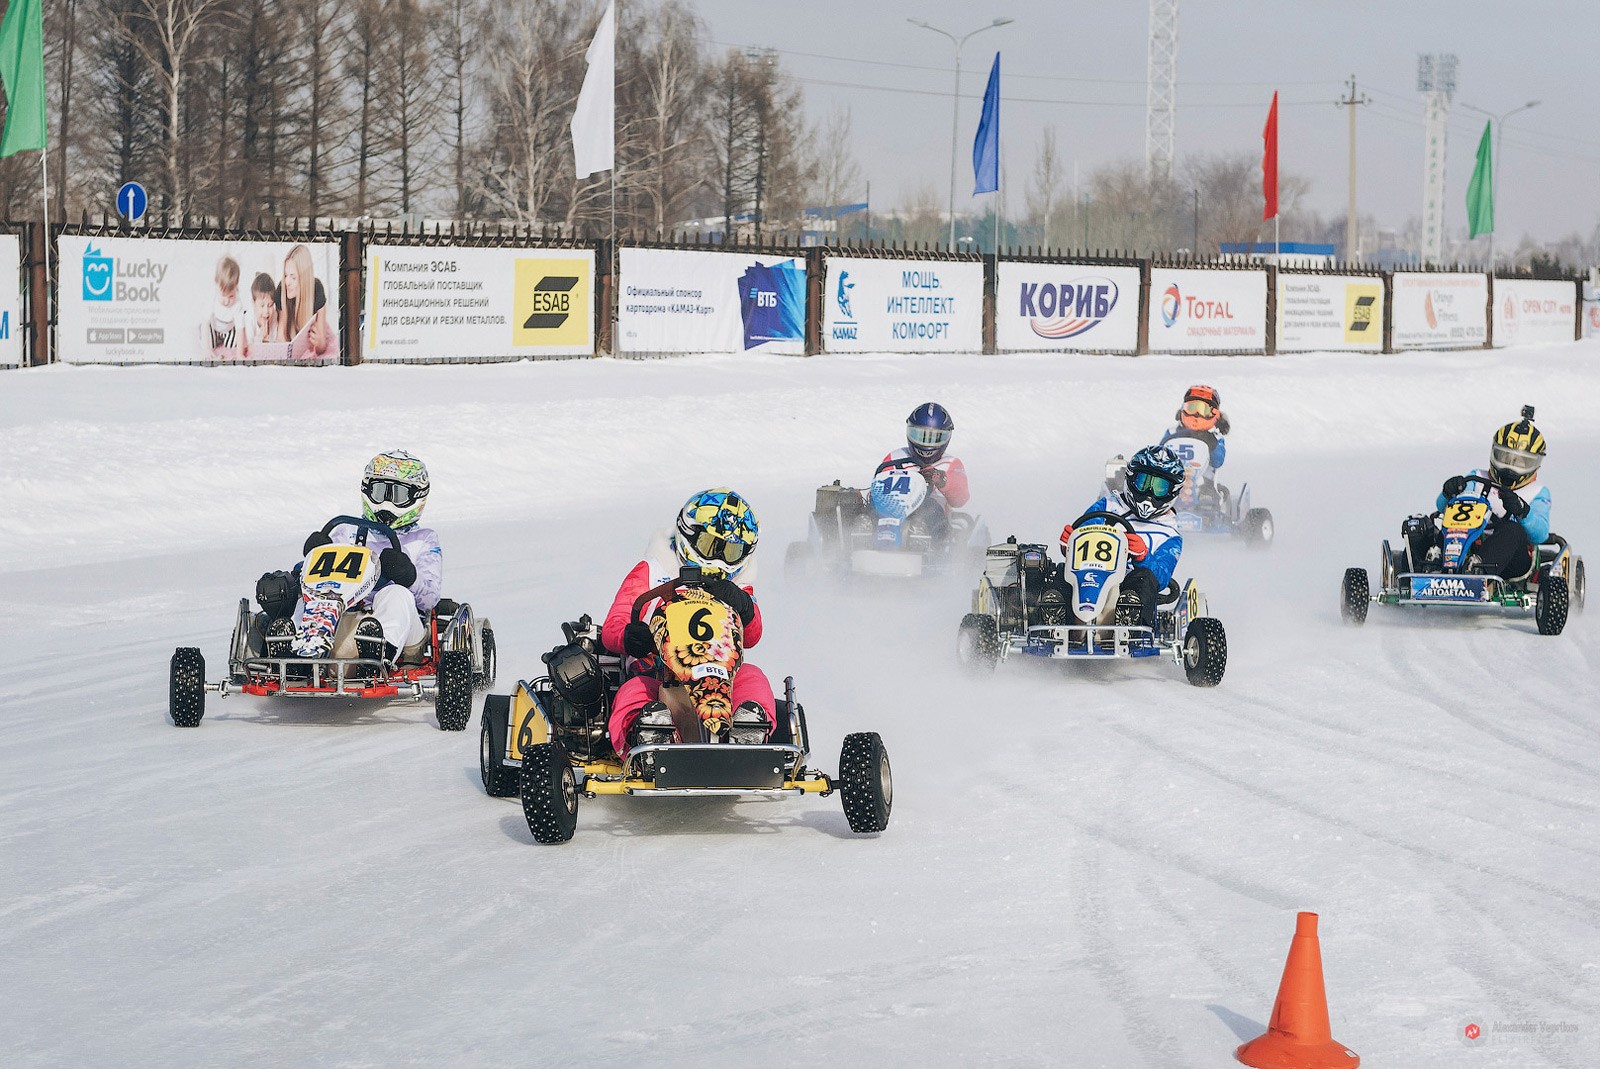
[1005,624,1174,661]
[207,656,436,700]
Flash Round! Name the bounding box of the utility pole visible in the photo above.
[1336,75,1369,262]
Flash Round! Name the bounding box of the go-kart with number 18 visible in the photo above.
[957,510,1227,686]
[479,565,892,844]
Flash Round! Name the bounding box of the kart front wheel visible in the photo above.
[480,694,519,797]
[169,647,205,727]
[435,649,473,731]
[521,742,579,843]
[1573,559,1586,614]
[957,613,1000,674]
[1181,617,1227,687]
[839,732,892,833]
[1242,507,1274,547]
[1341,568,1370,625]
[474,623,497,690]
[1536,574,1569,636]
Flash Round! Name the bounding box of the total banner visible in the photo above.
[1146,268,1267,353]
[823,256,983,353]
[365,245,594,361]
[618,247,805,355]
[996,262,1140,352]
[1492,278,1577,347]
[1276,273,1384,351]
[58,235,341,364]
[0,234,21,367]
[1391,272,1488,349]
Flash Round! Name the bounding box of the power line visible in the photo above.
[790,74,1327,109]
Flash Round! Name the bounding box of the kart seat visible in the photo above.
[1157,580,1181,606]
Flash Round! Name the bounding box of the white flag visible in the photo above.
[571,1,615,179]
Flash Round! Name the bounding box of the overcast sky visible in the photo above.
[691,0,1597,245]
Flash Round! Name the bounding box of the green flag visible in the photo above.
[0,0,46,157]
[1466,120,1493,238]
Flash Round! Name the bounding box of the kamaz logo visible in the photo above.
[523,276,577,329]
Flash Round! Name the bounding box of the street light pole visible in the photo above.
[1463,99,1540,270]
[908,16,1013,250]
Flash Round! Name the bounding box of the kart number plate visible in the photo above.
[1071,527,1121,572]
[662,600,733,648]
[1442,500,1488,530]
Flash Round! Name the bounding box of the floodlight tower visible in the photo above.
[1146,0,1179,180]
[1417,53,1458,264]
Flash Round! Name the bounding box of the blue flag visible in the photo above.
[972,53,1000,194]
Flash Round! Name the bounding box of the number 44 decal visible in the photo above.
[307,548,367,580]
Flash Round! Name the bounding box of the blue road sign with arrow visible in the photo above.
[117,182,148,222]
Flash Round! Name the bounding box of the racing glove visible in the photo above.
[704,577,756,626]
[1500,489,1529,520]
[1441,475,1468,498]
[379,547,417,587]
[622,621,656,659]
[1126,532,1149,560]
[922,466,948,490]
[1058,524,1074,557]
[303,530,333,555]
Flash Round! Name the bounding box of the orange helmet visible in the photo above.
[1176,385,1223,432]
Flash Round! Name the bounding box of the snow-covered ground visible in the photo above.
[3,345,1597,1068]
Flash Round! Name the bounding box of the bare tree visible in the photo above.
[808,105,864,240]
[1025,126,1069,249]
[627,0,706,232]
[126,0,231,214]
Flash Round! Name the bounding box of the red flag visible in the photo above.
[1262,91,1279,220]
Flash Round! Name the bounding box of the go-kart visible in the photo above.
[168,515,495,729]
[786,456,989,580]
[1106,444,1272,545]
[956,511,1227,686]
[478,565,892,843]
[1342,475,1584,635]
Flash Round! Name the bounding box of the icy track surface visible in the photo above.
[3,347,1597,1068]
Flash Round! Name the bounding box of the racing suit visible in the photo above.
[1160,424,1227,488]
[601,533,774,754]
[1059,496,1182,629]
[298,521,442,653]
[1408,470,1550,578]
[876,446,969,541]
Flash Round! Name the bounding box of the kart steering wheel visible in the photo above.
[1068,509,1140,535]
[319,514,402,553]
[631,565,710,622]
[875,456,926,476]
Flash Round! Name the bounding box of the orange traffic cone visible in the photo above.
[1235,912,1360,1068]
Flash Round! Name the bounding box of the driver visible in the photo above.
[601,488,775,753]
[260,449,442,663]
[1403,409,1550,577]
[873,402,970,538]
[1057,445,1186,632]
[1159,384,1229,496]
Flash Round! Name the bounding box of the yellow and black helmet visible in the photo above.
[1490,406,1546,490]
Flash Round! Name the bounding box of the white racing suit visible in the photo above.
[296,522,443,655]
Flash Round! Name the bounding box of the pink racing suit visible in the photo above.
[881,447,970,509]
[601,556,774,754]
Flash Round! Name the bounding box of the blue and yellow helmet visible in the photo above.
[675,487,759,576]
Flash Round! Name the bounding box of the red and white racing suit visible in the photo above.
[880,447,970,510]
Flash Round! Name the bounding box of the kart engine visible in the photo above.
[983,541,1057,630]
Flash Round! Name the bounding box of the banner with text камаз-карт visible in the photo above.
[364,245,594,361]
[618,247,805,355]
[996,262,1140,353]
[823,257,983,353]
[1391,272,1488,349]
[1492,278,1577,348]
[1275,273,1384,352]
[59,235,341,364]
[1146,268,1268,353]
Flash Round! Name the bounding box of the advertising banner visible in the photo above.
[1586,281,1600,339]
[0,235,21,367]
[1146,268,1268,353]
[1492,278,1577,347]
[823,256,983,353]
[364,245,593,361]
[996,262,1140,352]
[1276,273,1384,351]
[58,235,341,364]
[1391,272,1488,349]
[618,247,805,355]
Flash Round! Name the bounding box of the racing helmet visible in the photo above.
[906,402,955,464]
[1490,406,1546,490]
[1176,385,1223,433]
[675,487,759,577]
[361,449,430,529]
[1119,445,1186,520]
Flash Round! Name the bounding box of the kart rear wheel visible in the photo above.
[785,541,814,582]
[1574,559,1586,614]
[480,694,519,797]
[1341,568,1370,625]
[474,623,497,690]
[520,742,579,843]
[1181,618,1227,687]
[169,647,205,727]
[1242,507,1274,547]
[957,613,1000,674]
[1536,574,1569,636]
[839,732,892,833]
[435,649,473,731]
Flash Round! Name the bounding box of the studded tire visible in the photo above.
[479,694,519,797]
[1341,568,1370,626]
[956,613,1000,675]
[169,647,205,727]
[1242,507,1274,547]
[1181,617,1227,688]
[1536,574,1569,637]
[435,649,473,731]
[1573,559,1586,614]
[839,732,892,833]
[474,623,497,690]
[520,742,579,844]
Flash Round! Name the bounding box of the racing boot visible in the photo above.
[1035,582,1070,627]
[354,617,387,662]
[265,616,295,657]
[629,700,676,749]
[729,701,771,745]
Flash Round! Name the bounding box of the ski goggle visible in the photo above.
[364,478,424,508]
[1181,399,1217,418]
[1128,470,1178,499]
[1490,444,1542,475]
[907,425,952,449]
[690,529,751,566]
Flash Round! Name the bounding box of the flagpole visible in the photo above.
[38,146,51,364]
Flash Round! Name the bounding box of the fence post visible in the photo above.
[27,222,50,365]
[1382,272,1395,353]
[597,238,615,356]
[1264,263,1278,356]
[1484,271,1495,350]
[982,253,997,355]
[341,229,363,365]
[805,245,823,356]
[1136,257,1152,356]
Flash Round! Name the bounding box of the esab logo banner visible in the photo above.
[513,258,592,348]
[1343,282,1382,343]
